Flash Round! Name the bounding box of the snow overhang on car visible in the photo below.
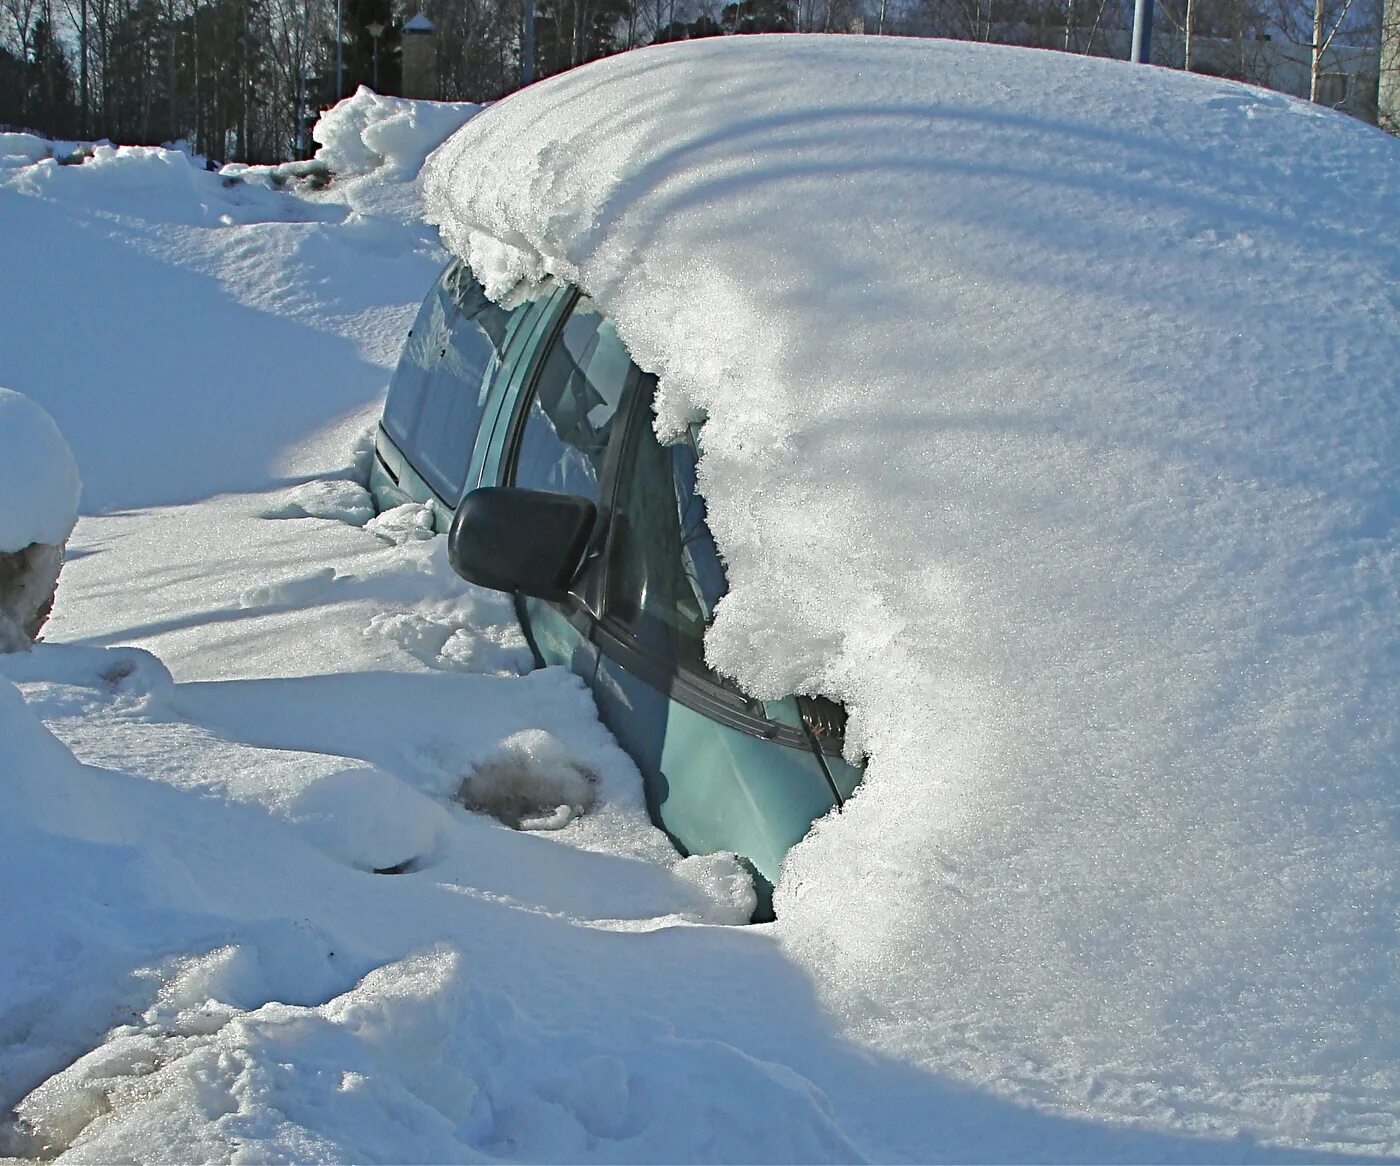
[421,33,1400,1124]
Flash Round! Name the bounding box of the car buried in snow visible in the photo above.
[369,263,861,915]
[371,32,1399,941]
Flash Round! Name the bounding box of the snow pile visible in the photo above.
[425,36,1400,1150]
[11,942,857,1163]
[0,132,64,166]
[313,86,481,181]
[0,140,310,228]
[4,53,1396,1160]
[0,386,79,552]
[262,478,378,525]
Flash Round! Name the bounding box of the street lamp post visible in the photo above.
[335,0,344,98]
[367,20,385,91]
[295,0,311,154]
[1131,0,1153,62]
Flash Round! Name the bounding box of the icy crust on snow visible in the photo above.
[425,37,1400,1149]
[0,386,79,550]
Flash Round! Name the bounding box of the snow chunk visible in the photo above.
[424,37,1400,1148]
[285,765,451,873]
[262,479,375,525]
[671,853,758,925]
[313,87,480,181]
[366,600,531,675]
[0,386,79,551]
[364,501,437,543]
[0,387,79,648]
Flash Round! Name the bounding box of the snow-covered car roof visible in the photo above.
[425,35,1400,1126]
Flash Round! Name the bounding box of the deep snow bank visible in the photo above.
[424,36,1400,1148]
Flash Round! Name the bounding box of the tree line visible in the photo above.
[1,0,1391,162]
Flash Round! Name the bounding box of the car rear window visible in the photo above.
[383,263,526,502]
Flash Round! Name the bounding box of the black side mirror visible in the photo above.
[447,487,596,600]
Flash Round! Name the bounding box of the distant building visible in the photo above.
[402,13,439,101]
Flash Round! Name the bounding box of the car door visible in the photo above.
[439,279,860,916]
[492,291,637,686]
[589,387,850,915]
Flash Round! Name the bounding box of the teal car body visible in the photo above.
[370,259,861,917]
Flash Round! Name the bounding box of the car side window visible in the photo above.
[606,414,729,676]
[383,262,525,502]
[510,297,634,505]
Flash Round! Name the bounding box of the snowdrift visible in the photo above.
[424,36,1400,1145]
[0,386,78,553]
[0,90,479,510]
[0,387,79,650]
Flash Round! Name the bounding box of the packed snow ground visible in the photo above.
[0,56,1395,1162]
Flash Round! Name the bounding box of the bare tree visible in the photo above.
[1271,0,1376,101]
[1381,0,1398,130]
[1,0,44,65]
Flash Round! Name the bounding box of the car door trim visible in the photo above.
[590,614,819,750]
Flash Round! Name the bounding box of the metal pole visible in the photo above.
[335,0,344,98]
[365,21,385,91]
[295,0,309,153]
[79,0,88,133]
[521,0,534,86]
[1131,0,1153,62]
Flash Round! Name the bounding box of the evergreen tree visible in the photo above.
[28,16,78,136]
